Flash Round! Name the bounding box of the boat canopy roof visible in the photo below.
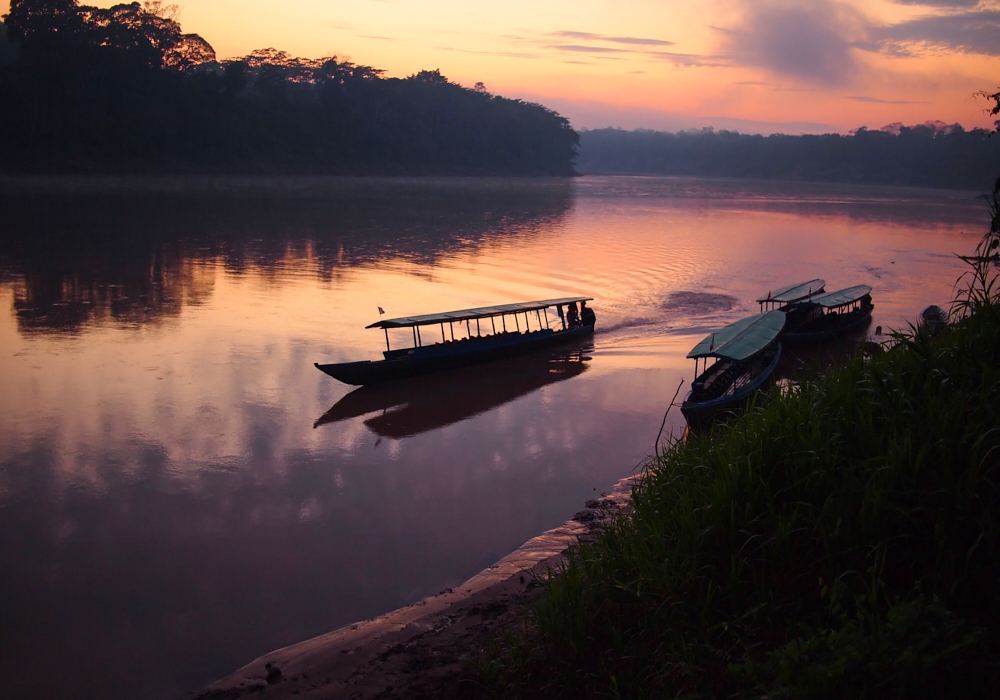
[756,279,825,304]
[366,296,593,329]
[687,310,786,361]
[806,285,872,309]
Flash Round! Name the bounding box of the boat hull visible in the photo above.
[681,343,782,427]
[782,305,873,345]
[316,323,595,385]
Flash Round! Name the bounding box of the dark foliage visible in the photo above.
[976,87,1000,125]
[0,2,578,175]
[578,124,1000,190]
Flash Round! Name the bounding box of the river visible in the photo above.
[0,175,988,699]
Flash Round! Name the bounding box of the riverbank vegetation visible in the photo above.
[474,190,1000,697]
[0,2,578,175]
[577,125,1000,190]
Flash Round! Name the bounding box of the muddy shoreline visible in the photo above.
[192,475,639,700]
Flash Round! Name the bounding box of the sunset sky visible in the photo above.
[3,0,999,134]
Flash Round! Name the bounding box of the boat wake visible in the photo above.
[596,291,744,340]
[661,291,738,314]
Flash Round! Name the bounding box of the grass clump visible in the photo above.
[472,194,1000,698]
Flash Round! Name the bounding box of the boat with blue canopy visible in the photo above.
[681,310,786,426]
[782,284,873,344]
[315,296,595,385]
[757,279,826,310]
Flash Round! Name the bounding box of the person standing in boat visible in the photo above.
[580,300,595,326]
[567,302,580,327]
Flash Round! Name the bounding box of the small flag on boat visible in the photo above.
[378,306,385,315]
[709,333,715,351]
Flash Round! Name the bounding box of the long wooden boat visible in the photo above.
[757,279,826,311]
[681,310,785,427]
[315,297,594,385]
[782,285,873,345]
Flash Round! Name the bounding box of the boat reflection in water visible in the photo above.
[315,346,591,439]
[774,322,873,379]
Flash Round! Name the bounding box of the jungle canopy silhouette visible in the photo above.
[576,122,1000,191]
[0,1,579,175]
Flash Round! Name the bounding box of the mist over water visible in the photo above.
[0,176,987,700]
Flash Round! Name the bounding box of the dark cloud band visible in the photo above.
[867,10,1000,56]
[718,2,862,86]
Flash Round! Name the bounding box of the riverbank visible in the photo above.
[192,476,639,699]
[472,223,1000,697]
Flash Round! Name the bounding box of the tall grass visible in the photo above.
[473,191,1000,698]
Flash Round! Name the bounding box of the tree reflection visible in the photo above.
[0,179,573,334]
[11,254,213,334]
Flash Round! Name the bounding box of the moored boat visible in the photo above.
[680,310,785,427]
[315,297,595,385]
[757,279,826,311]
[782,285,873,344]
[918,304,948,336]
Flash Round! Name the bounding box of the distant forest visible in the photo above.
[577,125,1000,191]
[0,1,578,175]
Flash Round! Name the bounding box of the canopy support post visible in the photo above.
[412,327,417,347]
[515,315,520,332]
[416,326,422,347]
[441,324,446,342]
[385,329,390,352]
[450,322,455,341]
[491,316,496,334]
[476,318,481,336]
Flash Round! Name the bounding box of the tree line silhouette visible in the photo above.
[577,123,1000,190]
[0,1,579,175]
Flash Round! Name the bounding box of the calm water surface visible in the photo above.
[0,176,988,699]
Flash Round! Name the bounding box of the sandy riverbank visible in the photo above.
[191,474,640,700]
